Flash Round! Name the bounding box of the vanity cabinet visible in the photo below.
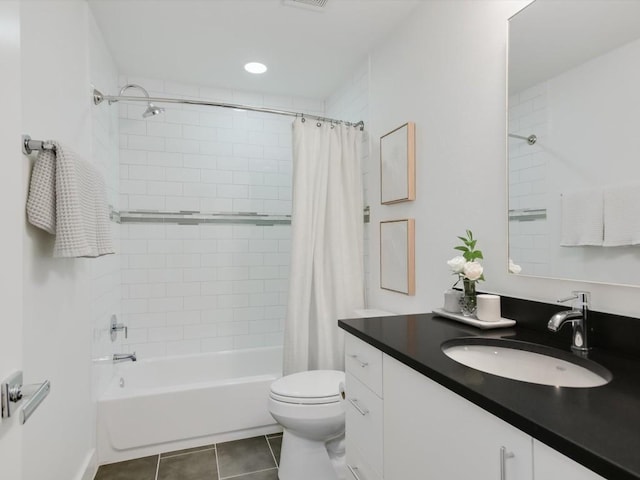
[382,353,605,480]
[533,440,605,480]
[344,334,384,480]
[343,332,606,479]
[383,354,532,480]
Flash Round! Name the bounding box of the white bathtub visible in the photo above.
[97,347,283,464]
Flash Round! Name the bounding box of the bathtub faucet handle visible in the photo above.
[110,314,128,341]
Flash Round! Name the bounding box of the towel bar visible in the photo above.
[22,135,55,155]
[20,380,51,425]
[1,371,51,424]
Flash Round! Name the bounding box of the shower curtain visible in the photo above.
[283,118,365,375]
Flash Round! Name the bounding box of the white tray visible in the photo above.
[433,308,516,330]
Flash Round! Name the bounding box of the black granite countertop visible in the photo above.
[338,312,640,480]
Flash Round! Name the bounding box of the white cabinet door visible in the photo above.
[383,354,533,480]
[345,334,383,397]
[345,372,384,477]
[533,440,605,480]
[345,333,385,478]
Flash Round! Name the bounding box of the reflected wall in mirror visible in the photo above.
[508,0,640,286]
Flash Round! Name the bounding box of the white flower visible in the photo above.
[463,261,483,281]
[509,259,522,274]
[447,256,466,274]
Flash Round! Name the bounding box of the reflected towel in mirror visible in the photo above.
[603,185,640,246]
[560,190,603,246]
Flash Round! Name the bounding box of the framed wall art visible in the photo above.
[380,122,415,204]
[380,218,415,295]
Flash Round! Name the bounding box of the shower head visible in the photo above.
[143,103,165,118]
[118,83,165,118]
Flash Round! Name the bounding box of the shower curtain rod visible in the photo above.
[92,88,365,130]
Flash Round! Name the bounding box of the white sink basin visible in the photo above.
[442,339,611,388]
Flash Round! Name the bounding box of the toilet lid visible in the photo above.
[270,370,344,404]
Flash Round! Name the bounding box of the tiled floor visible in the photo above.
[95,434,282,480]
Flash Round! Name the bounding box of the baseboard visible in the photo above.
[74,448,97,480]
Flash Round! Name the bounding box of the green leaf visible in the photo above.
[467,229,473,240]
[457,236,468,244]
[463,252,473,261]
[454,246,469,252]
[469,239,477,250]
[472,251,484,260]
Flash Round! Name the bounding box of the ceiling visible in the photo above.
[88,0,422,100]
[509,0,640,94]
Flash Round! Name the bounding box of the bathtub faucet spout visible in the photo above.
[113,352,137,362]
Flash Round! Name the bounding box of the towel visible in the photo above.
[26,142,114,258]
[560,190,603,246]
[603,185,640,246]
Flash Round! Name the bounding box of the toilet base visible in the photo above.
[278,430,345,480]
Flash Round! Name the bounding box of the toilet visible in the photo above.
[268,370,346,480]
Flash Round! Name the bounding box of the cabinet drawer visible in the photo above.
[345,372,383,476]
[346,443,383,480]
[345,334,383,396]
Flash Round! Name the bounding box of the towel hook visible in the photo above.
[22,135,55,155]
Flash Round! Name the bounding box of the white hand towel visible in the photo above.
[560,190,603,246]
[26,142,114,258]
[603,185,640,246]
[26,146,57,234]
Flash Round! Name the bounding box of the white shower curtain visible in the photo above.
[284,118,365,375]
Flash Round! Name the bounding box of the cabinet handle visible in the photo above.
[348,398,369,416]
[349,354,369,368]
[500,446,514,480]
[347,464,365,480]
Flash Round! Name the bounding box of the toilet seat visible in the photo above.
[270,370,344,405]
[270,392,341,405]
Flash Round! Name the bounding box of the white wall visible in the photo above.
[115,76,324,358]
[21,2,118,479]
[366,0,640,318]
[0,2,24,478]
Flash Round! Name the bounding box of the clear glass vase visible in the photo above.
[460,278,477,317]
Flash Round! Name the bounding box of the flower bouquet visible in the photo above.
[447,230,484,316]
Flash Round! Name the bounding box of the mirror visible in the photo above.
[507,0,640,286]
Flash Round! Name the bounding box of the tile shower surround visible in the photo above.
[118,76,326,357]
[508,82,550,277]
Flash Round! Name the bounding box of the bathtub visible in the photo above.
[97,346,283,464]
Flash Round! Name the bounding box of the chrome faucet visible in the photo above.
[113,352,137,362]
[548,291,590,354]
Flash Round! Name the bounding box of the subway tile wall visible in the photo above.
[508,82,550,277]
[118,75,324,358]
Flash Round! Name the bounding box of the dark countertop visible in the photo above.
[339,313,640,480]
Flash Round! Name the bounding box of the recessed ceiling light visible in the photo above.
[244,62,267,74]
